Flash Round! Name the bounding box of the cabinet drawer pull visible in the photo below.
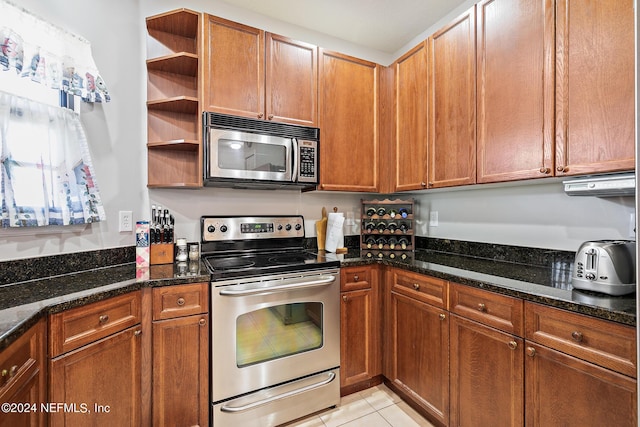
[199,318,207,326]
[477,303,486,312]
[439,313,446,321]
[176,297,185,306]
[508,341,518,350]
[571,331,583,342]
[8,365,18,378]
[99,314,109,324]
[134,330,142,336]
[413,283,420,290]
[526,347,536,357]
[353,275,359,282]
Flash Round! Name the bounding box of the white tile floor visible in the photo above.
[283,384,436,427]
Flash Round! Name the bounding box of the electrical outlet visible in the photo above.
[429,211,439,227]
[119,210,133,232]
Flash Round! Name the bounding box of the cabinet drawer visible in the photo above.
[449,283,523,336]
[341,266,372,292]
[525,302,637,378]
[50,292,141,357]
[389,268,447,308]
[0,320,45,392]
[153,283,209,321]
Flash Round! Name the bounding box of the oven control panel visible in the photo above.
[201,216,305,242]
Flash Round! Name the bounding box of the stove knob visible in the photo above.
[285,224,292,231]
[295,224,302,231]
[277,224,283,231]
[220,225,228,233]
[207,225,216,233]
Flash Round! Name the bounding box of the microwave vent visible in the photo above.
[204,112,319,140]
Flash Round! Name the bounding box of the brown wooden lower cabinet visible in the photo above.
[340,266,382,395]
[449,314,524,427]
[386,286,449,425]
[151,282,209,427]
[0,319,46,427]
[525,342,637,427]
[49,325,142,427]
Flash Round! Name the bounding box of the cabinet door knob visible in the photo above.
[268,114,274,120]
[199,318,207,326]
[257,113,264,118]
[420,181,427,188]
[134,330,142,336]
[353,275,359,282]
[177,297,185,306]
[99,314,109,324]
[526,347,536,357]
[539,167,550,174]
[477,303,486,312]
[556,166,569,173]
[413,283,420,290]
[439,313,446,321]
[571,331,583,342]
[342,295,348,302]
[9,365,18,378]
[508,340,518,350]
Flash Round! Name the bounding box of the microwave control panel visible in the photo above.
[297,140,318,183]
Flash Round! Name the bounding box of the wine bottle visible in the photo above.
[376,207,386,217]
[377,252,384,259]
[376,222,386,233]
[387,222,398,233]
[389,209,398,218]
[364,221,376,233]
[399,222,409,233]
[365,207,376,217]
[400,252,408,260]
[388,237,398,250]
[389,252,396,259]
[376,237,386,249]
[398,237,409,250]
[399,208,409,218]
[365,236,376,249]
[365,252,374,258]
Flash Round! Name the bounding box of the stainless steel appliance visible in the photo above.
[572,240,636,295]
[203,112,319,190]
[202,215,340,426]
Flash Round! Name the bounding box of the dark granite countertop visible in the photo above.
[338,248,636,327]
[1,242,636,351]
[0,261,210,351]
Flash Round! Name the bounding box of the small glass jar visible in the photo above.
[176,238,188,262]
[188,242,200,261]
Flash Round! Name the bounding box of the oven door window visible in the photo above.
[236,302,323,367]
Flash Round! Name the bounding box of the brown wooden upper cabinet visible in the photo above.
[394,42,429,192]
[476,0,555,183]
[428,7,477,189]
[318,50,380,192]
[555,0,635,176]
[203,15,318,127]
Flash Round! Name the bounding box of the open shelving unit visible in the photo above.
[146,9,202,188]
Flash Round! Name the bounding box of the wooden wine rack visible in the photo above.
[360,198,415,260]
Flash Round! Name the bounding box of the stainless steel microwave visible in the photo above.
[203,112,319,190]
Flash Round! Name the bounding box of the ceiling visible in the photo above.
[218,0,470,54]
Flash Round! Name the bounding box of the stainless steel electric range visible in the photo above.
[201,215,341,427]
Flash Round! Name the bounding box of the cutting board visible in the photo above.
[315,207,327,250]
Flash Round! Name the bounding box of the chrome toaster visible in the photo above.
[572,240,636,295]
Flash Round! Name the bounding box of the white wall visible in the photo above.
[0,0,635,261]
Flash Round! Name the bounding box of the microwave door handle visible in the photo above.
[291,138,299,182]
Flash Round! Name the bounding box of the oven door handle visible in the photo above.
[220,371,336,413]
[218,274,337,296]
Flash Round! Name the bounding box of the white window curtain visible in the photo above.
[0,1,109,228]
[0,1,111,103]
[0,91,105,227]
